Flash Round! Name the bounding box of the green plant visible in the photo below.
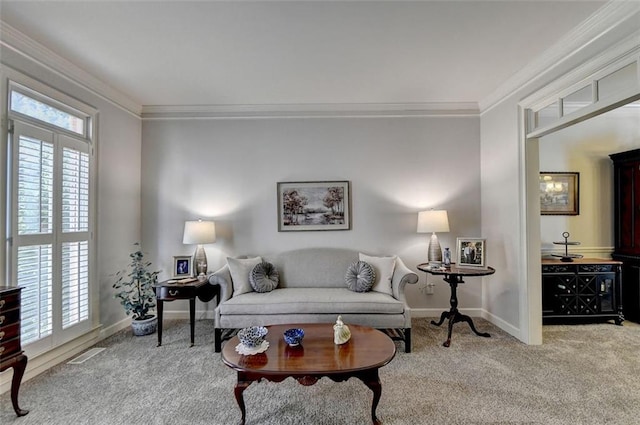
[113,243,160,320]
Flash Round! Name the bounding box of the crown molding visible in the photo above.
[10,0,633,122]
[0,20,479,121]
[0,20,142,117]
[141,102,480,120]
[479,0,640,114]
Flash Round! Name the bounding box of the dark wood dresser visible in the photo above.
[0,286,29,416]
[542,258,623,324]
[610,149,640,322]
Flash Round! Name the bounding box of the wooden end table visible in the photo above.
[222,323,396,425]
[154,279,218,347]
[417,263,495,347]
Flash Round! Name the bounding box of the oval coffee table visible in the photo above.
[222,323,396,425]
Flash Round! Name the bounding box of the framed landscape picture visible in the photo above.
[173,255,192,278]
[539,172,579,215]
[456,238,486,267]
[277,181,351,231]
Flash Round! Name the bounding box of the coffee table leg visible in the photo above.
[235,373,253,425]
[357,369,383,425]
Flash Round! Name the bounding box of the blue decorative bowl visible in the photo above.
[238,326,268,348]
[284,328,305,346]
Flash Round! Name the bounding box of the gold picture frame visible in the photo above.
[539,172,579,215]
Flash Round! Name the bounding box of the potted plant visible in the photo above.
[113,243,160,336]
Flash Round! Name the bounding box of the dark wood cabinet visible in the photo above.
[610,148,640,322]
[542,259,623,324]
[0,286,29,416]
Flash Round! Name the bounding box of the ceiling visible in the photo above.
[0,1,608,110]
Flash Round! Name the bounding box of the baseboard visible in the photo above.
[481,310,521,341]
[99,317,131,340]
[412,308,522,342]
[162,309,214,320]
[411,308,483,318]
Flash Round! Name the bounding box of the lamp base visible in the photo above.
[194,245,208,276]
[428,232,443,266]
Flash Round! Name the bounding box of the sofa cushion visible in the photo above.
[359,253,397,295]
[227,256,262,297]
[345,261,375,292]
[250,261,279,293]
[266,248,359,289]
[219,288,404,315]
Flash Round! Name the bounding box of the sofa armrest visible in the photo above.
[209,264,232,303]
[392,257,418,302]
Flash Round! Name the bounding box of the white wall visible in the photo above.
[539,107,640,258]
[479,99,524,331]
[141,116,482,314]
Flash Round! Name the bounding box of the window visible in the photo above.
[10,85,86,136]
[7,79,96,355]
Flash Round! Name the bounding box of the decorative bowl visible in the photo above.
[238,326,268,348]
[283,328,305,346]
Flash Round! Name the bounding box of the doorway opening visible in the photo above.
[520,49,640,345]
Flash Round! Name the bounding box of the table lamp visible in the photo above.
[183,219,216,277]
[417,210,450,266]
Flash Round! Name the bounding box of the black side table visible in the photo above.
[154,279,218,347]
[417,263,495,347]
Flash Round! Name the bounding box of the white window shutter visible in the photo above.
[9,78,95,355]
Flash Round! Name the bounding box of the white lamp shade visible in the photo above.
[417,210,450,233]
[183,220,216,244]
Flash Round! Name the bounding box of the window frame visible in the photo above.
[3,68,98,358]
[8,80,92,141]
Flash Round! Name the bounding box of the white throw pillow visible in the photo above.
[359,253,397,295]
[227,257,262,297]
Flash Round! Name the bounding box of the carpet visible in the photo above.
[2,318,640,424]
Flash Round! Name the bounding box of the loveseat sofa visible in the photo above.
[209,247,419,353]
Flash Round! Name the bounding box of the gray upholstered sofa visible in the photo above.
[208,247,418,353]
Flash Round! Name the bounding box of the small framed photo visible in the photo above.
[277,180,351,231]
[173,256,192,278]
[539,172,579,215]
[456,238,486,267]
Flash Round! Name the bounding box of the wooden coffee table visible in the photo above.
[222,323,396,425]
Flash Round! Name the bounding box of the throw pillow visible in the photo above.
[227,257,263,297]
[345,261,376,293]
[359,253,397,295]
[250,262,279,293]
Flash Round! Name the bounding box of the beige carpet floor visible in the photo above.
[1,317,639,424]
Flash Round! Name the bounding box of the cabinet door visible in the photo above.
[617,161,640,255]
[621,260,640,321]
[597,274,616,313]
[542,275,563,314]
